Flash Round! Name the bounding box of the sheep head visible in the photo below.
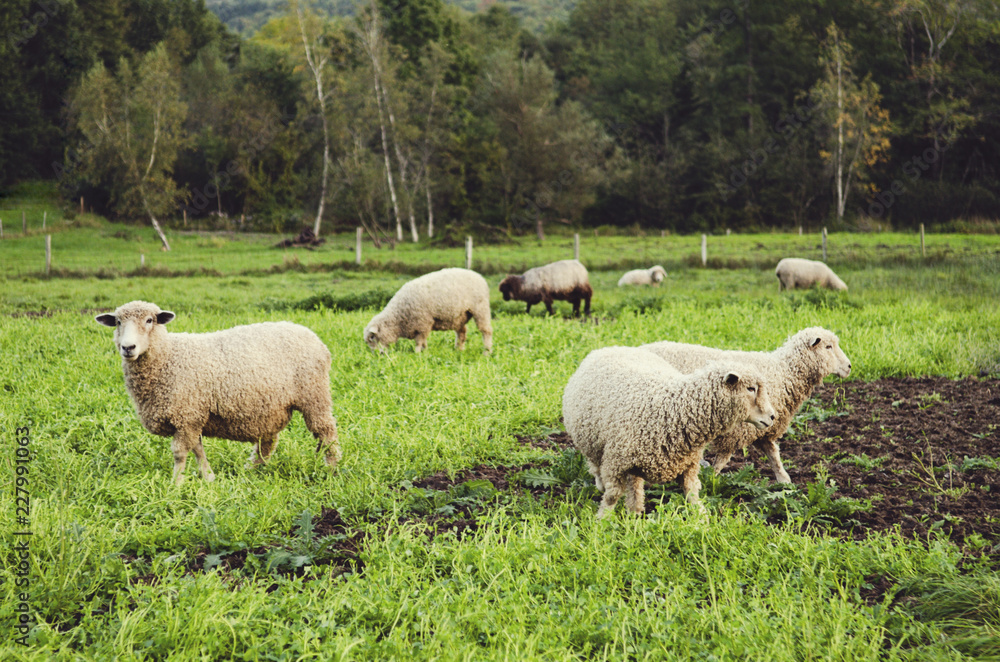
[96,301,175,362]
[794,327,852,379]
[498,275,522,301]
[650,266,667,283]
[723,370,776,430]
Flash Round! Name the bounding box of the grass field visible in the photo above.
[2,210,1000,659]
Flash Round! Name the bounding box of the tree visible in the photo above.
[811,24,892,222]
[71,43,186,250]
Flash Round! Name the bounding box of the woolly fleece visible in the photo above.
[96,301,340,483]
[364,268,493,353]
[640,327,851,484]
[499,259,592,316]
[563,346,775,518]
[775,257,848,291]
[617,265,667,286]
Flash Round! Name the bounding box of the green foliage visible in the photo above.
[518,447,594,490]
[787,395,849,440]
[261,287,397,312]
[400,479,499,516]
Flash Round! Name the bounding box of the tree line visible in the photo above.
[2,0,998,248]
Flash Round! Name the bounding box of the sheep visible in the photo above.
[562,346,776,518]
[640,327,851,484]
[499,259,592,316]
[96,301,341,484]
[617,265,667,287]
[364,268,493,354]
[775,257,848,291]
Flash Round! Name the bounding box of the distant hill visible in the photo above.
[204,0,576,35]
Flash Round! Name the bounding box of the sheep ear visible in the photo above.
[811,337,822,348]
[95,314,117,327]
[724,372,740,387]
[156,312,175,325]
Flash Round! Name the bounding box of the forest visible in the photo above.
[2,0,998,246]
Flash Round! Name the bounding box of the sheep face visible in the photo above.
[803,330,852,378]
[96,302,175,362]
[363,323,386,354]
[725,372,776,430]
[651,266,667,283]
[498,276,521,301]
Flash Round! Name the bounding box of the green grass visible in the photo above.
[2,217,999,659]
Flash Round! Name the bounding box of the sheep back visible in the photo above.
[499,259,592,314]
[775,258,848,291]
[617,265,667,286]
[364,268,492,352]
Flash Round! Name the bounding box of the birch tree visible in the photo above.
[291,0,335,236]
[811,24,892,221]
[71,44,185,250]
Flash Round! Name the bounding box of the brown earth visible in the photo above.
[415,377,1000,547]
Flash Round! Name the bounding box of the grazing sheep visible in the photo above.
[563,347,776,518]
[775,257,848,291]
[640,327,851,484]
[618,265,667,287]
[364,268,493,354]
[499,259,592,316]
[96,301,340,484]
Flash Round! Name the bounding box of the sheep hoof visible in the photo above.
[204,472,216,483]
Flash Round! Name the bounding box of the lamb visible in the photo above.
[775,257,848,291]
[617,265,667,287]
[499,259,592,316]
[364,268,493,354]
[562,347,776,518]
[96,301,341,484]
[640,327,851,484]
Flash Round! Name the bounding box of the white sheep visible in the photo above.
[364,268,493,354]
[775,257,848,291]
[499,259,592,316]
[640,327,851,484]
[562,347,776,518]
[96,301,341,484]
[617,265,667,287]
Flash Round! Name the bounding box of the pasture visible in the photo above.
[2,220,999,660]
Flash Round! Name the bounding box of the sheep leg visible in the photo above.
[583,295,591,316]
[754,438,792,484]
[543,296,555,315]
[586,459,604,491]
[171,429,202,485]
[596,478,625,519]
[711,450,735,476]
[414,332,428,353]
[303,408,341,468]
[454,325,467,350]
[247,436,277,466]
[474,313,493,354]
[189,436,216,482]
[680,462,706,514]
[624,474,645,515]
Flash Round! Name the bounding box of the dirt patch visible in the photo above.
[720,376,1000,544]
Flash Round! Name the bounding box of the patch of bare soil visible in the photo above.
[726,376,1000,543]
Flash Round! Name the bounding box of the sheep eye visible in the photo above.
[146,318,153,324]
[747,386,756,392]
[826,345,833,349]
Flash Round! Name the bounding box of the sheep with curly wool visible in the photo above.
[617,265,667,287]
[563,347,776,518]
[499,259,592,316]
[96,301,340,484]
[364,268,493,354]
[775,257,848,291]
[640,327,851,484]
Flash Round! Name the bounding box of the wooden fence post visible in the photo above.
[798,225,802,236]
[45,235,51,275]
[920,223,925,257]
[356,227,363,265]
[573,233,580,261]
[822,227,828,261]
[465,236,473,270]
[183,209,187,227]
[701,234,707,267]
[140,253,145,268]
[80,196,84,214]
[22,211,26,234]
